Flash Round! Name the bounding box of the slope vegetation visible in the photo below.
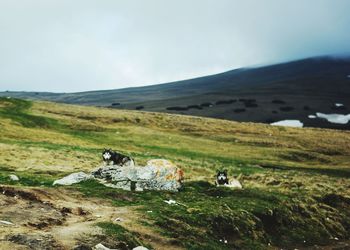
[0,98,350,249]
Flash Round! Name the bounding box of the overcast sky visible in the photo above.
[1,0,350,92]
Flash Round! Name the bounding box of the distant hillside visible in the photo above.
[1,56,350,129]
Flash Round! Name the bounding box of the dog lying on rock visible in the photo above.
[102,148,135,167]
[215,170,242,189]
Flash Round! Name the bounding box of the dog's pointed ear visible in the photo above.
[223,169,228,174]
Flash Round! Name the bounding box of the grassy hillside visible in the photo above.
[2,56,350,130]
[0,97,350,249]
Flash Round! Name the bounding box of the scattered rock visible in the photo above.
[233,108,246,113]
[272,99,286,104]
[0,220,14,225]
[6,233,62,250]
[94,243,118,250]
[187,105,203,110]
[166,106,189,111]
[73,244,92,250]
[53,172,93,186]
[74,207,89,216]
[279,106,294,112]
[216,99,236,105]
[135,106,144,110]
[164,199,177,205]
[92,159,184,192]
[133,247,149,250]
[9,174,19,181]
[200,102,213,107]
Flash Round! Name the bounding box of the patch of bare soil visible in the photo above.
[0,185,183,250]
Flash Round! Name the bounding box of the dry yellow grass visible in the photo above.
[0,99,349,177]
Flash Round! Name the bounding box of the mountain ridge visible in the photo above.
[1,55,350,129]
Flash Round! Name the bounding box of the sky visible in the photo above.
[0,0,350,92]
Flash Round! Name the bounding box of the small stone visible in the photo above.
[53,172,92,186]
[94,243,117,250]
[133,246,149,250]
[0,220,14,225]
[164,199,176,205]
[9,174,19,181]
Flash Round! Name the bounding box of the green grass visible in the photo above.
[0,164,64,187]
[96,222,148,249]
[0,97,61,128]
[1,98,350,249]
[74,179,350,249]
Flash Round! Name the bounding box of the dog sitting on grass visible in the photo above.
[102,148,135,167]
[215,170,229,186]
[215,170,243,189]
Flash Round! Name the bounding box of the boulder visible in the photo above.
[9,174,19,181]
[92,159,184,192]
[53,172,92,186]
[133,247,149,250]
[94,243,117,250]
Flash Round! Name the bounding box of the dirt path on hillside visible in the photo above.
[0,185,183,250]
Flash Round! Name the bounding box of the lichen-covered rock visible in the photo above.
[92,159,184,192]
[53,172,92,186]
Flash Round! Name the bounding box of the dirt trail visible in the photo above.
[0,185,183,250]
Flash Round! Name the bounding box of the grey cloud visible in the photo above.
[0,0,350,92]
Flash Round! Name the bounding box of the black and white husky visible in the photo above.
[102,148,135,167]
[215,170,229,186]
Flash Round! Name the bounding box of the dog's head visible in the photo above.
[102,148,113,160]
[216,170,228,181]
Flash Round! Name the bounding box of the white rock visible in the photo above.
[9,174,19,181]
[133,247,149,250]
[271,120,304,128]
[164,199,177,205]
[316,113,350,124]
[53,172,92,186]
[308,115,316,119]
[94,243,118,250]
[0,220,13,225]
[335,103,344,107]
[92,159,184,191]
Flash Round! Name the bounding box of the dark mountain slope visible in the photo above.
[1,56,350,129]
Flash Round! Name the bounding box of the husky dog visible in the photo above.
[102,148,135,167]
[215,170,229,186]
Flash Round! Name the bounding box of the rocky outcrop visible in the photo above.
[9,174,19,181]
[92,159,184,192]
[53,159,184,192]
[53,172,93,186]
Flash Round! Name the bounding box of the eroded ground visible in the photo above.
[0,185,183,250]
